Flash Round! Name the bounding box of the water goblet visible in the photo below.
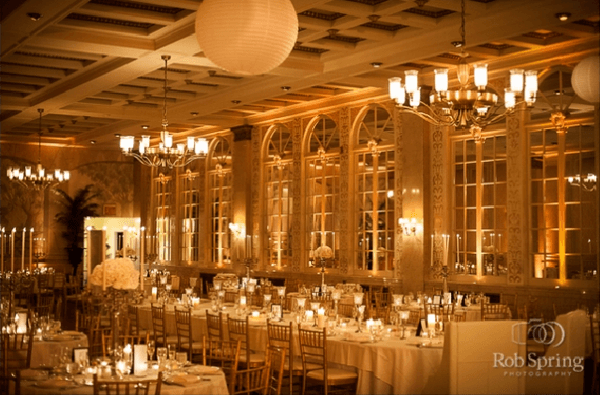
[156,347,168,368]
[147,340,155,361]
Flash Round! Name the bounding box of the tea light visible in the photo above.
[116,360,127,374]
[315,308,324,327]
[16,313,27,334]
[427,314,436,328]
[252,311,260,319]
[240,295,247,306]
[354,293,364,305]
[151,287,158,301]
[191,297,200,307]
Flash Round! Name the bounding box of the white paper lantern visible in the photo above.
[571,56,600,103]
[195,0,298,76]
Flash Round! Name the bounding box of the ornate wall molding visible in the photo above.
[506,111,525,284]
[291,118,302,272]
[339,106,350,274]
[393,106,403,282]
[431,124,445,279]
[251,125,261,268]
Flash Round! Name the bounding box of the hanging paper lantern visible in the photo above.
[571,56,599,103]
[195,0,298,76]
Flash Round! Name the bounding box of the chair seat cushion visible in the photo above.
[179,341,204,351]
[306,368,358,382]
[156,335,179,345]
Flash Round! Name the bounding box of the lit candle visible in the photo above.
[86,227,92,289]
[11,228,16,272]
[427,313,436,329]
[29,228,34,270]
[240,295,246,306]
[305,310,313,320]
[102,229,106,290]
[21,228,26,271]
[152,287,158,301]
[456,234,460,263]
[140,227,145,291]
[1,228,5,273]
[317,307,326,328]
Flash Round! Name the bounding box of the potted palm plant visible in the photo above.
[54,184,101,275]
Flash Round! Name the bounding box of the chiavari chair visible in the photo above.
[298,327,357,395]
[0,369,20,395]
[205,309,226,341]
[202,337,241,386]
[127,305,149,344]
[425,303,455,322]
[174,307,203,363]
[229,348,274,395]
[93,371,162,395]
[266,319,303,394]
[1,330,34,375]
[151,304,178,348]
[227,315,266,368]
[481,303,511,321]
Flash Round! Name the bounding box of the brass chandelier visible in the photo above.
[6,108,70,190]
[119,56,208,168]
[388,0,538,135]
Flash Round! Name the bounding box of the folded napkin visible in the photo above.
[344,332,372,343]
[36,379,76,389]
[168,374,200,386]
[186,365,220,375]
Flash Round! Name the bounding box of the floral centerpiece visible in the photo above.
[315,245,333,259]
[89,257,139,290]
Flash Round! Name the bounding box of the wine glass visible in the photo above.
[147,340,155,361]
[156,347,168,367]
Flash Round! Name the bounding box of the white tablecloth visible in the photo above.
[137,302,446,394]
[19,369,229,395]
[31,333,89,369]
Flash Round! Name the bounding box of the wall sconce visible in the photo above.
[568,173,597,192]
[228,222,245,238]
[398,217,422,236]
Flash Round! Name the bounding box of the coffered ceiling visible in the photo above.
[1,0,598,149]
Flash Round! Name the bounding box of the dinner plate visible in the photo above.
[186,365,220,375]
[35,379,78,389]
[165,373,201,386]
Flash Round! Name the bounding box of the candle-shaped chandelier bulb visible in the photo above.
[6,108,69,190]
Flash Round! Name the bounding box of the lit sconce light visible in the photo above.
[228,222,245,239]
[387,190,394,198]
[568,173,597,192]
[398,217,422,236]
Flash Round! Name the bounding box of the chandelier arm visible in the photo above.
[396,103,456,127]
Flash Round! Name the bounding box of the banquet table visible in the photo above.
[31,332,88,369]
[18,367,229,395]
[137,301,445,394]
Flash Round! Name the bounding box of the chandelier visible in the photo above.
[568,173,597,192]
[119,55,208,168]
[388,0,538,135]
[6,108,69,190]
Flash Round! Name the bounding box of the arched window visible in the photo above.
[208,136,233,266]
[354,105,395,273]
[153,172,172,262]
[180,167,201,263]
[264,124,293,269]
[305,115,340,269]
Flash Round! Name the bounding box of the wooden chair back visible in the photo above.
[93,371,162,395]
[205,310,225,341]
[481,303,511,321]
[1,332,33,375]
[267,320,300,394]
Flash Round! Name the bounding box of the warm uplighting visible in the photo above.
[568,173,597,192]
[120,56,208,168]
[228,222,245,238]
[388,0,537,136]
[6,108,69,191]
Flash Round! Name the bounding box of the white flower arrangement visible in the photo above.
[89,258,139,290]
[315,245,333,259]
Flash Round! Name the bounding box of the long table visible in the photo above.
[137,301,445,394]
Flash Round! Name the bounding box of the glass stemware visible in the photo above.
[147,340,155,361]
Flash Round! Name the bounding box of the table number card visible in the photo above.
[432,295,441,305]
[134,344,148,374]
[271,304,283,320]
[73,348,88,365]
